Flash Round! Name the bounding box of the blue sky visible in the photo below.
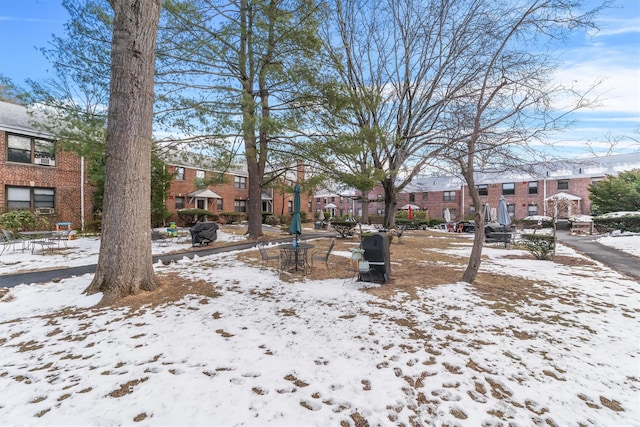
[0,0,638,157]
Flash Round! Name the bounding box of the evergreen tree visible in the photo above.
[589,170,640,215]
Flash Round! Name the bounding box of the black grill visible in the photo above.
[190,222,219,246]
[360,233,390,283]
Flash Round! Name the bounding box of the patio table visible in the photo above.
[275,243,315,274]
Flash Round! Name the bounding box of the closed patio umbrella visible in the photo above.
[444,208,451,223]
[289,184,302,244]
[498,195,511,226]
[483,204,492,223]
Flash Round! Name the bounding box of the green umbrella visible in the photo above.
[289,183,302,244]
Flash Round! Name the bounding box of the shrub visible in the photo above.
[264,214,280,226]
[0,210,49,231]
[85,220,102,234]
[520,234,555,260]
[218,211,247,224]
[593,214,640,233]
[177,208,217,226]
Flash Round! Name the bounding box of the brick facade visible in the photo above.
[1,122,93,230]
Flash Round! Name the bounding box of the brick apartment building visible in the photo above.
[162,153,311,224]
[4,99,637,228]
[314,153,640,222]
[0,101,92,229]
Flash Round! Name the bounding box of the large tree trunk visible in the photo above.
[84,0,161,304]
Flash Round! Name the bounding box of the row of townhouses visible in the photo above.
[2,100,639,229]
[316,152,640,222]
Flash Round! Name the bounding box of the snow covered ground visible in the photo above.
[0,227,638,426]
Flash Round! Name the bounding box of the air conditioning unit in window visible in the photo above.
[35,208,55,215]
[34,157,55,166]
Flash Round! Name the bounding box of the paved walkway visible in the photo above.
[0,233,329,288]
[2,229,638,288]
[555,230,639,281]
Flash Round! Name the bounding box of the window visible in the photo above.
[308,201,312,212]
[234,176,247,189]
[409,193,415,202]
[527,204,538,216]
[6,186,54,209]
[469,206,476,216]
[196,170,205,179]
[422,192,428,201]
[331,196,335,202]
[443,191,456,202]
[288,200,293,213]
[175,167,185,181]
[477,184,488,196]
[217,199,223,212]
[528,181,538,195]
[234,199,247,212]
[557,179,569,190]
[175,196,185,210]
[502,182,515,195]
[507,204,515,218]
[7,134,56,165]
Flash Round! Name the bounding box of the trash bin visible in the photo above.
[360,233,390,283]
[189,222,218,246]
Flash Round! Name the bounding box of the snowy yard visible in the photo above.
[0,227,638,426]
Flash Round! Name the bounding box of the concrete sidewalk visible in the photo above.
[555,230,639,281]
[0,233,331,288]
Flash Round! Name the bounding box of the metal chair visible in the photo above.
[310,239,335,269]
[258,244,280,270]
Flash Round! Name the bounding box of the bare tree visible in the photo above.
[84,0,162,303]
[319,0,482,228]
[437,0,606,283]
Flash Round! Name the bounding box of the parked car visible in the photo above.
[457,221,476,232]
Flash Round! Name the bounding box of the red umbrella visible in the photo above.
[408,205,413,220]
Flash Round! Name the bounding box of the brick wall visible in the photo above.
[0,130,93,229]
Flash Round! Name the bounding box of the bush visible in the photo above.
[264,214,280,226]
[0,210,49,231]
[218,211,247,224]
[177,208,217,226]
[593,214,640,233]
[518,219,554,229]
[85,220,102,234]
[520,234,555,260]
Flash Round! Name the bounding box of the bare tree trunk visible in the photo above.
[84,0,161,304]
[382,179,397,229]
[462,165,484,284]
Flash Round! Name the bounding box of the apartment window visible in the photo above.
[502,182,515,195]
[422,192,428,201]
[527,204,538,216]
[469,206,476,216]
[288,200,293,213]
[196,170,205,179]
[234,199,247,212]
[234,176,247,189]
[175,196,185,210]
[217,199,223,212]
[557,179,569,190]
[175,167,185,181]
[409,193,415,202]
[7,134,56,165]
[443,191,456,202]
[528,181,538,195]
[477,184,488,196]
[6,186,55,209]
[507,204,515,218]
[308,201,313,212]
[331,196,335,202]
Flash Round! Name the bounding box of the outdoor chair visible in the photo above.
[394,226,406,243]
[310,239,335,269]
[1,230,23,255]
[258,244,280,270]
[48,229,77,249]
